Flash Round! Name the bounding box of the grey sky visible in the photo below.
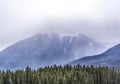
[0,0,120,50]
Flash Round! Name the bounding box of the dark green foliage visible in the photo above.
[0,65,120,84]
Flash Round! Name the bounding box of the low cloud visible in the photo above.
[0,0,120,50]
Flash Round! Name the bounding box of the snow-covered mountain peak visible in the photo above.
[0,33,104,69]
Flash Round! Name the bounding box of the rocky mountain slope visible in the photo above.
[0,33,103,69]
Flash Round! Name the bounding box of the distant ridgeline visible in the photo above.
[0,65,120,84]
[70,44,120,68]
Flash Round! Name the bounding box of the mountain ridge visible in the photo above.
[70,43,120,68]
[0,33,104,69]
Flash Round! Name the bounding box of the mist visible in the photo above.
[0,0,120,50]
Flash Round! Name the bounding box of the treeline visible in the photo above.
[0,65,120,84]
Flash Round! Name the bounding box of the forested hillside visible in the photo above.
[0,65,120,84]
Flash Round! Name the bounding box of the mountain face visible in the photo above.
[70,44,120,68]
[0,33,103,69]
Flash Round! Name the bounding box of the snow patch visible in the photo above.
[34,37,38,40]
[69,37,73,44]
[89,42,93,46]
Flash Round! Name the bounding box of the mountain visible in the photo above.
[0,33,103,69]
[70,44,120,68]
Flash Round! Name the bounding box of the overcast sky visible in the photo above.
[0,0,120,51]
